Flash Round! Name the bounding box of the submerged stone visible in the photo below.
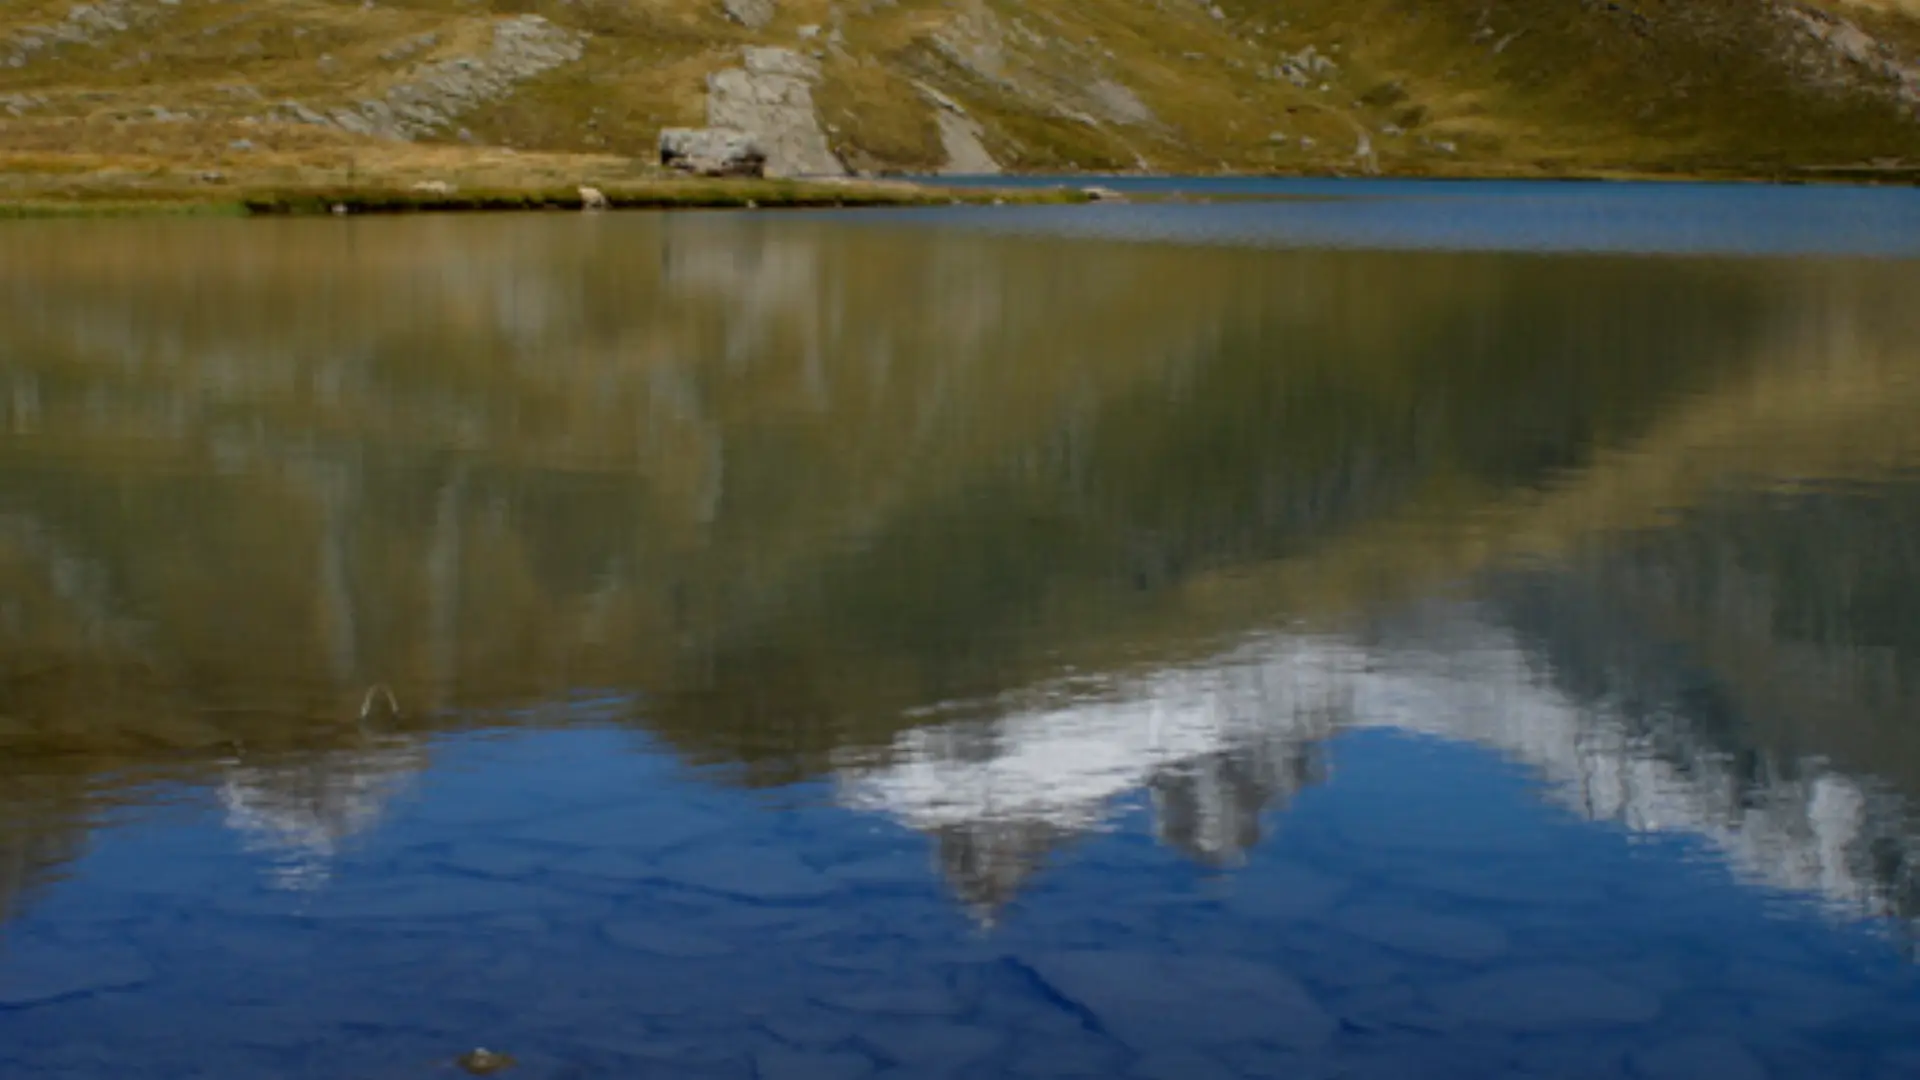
[604,920,734,957]
[655,847,837,901]
[755,1047,875,1080]
[507,805,728,853]
[1630,1035,1769,1080]
[437,840,553,880]
[1129,1049,1243,1080]
[859,1020,1002,1072]
[0,944,153,1007]
[305,878,557,919]
[1224,859,1349,923]
[817,980,964,1017]
[1027,951,1336,1051]
[759,1003,862,1047]
[1002,1030,1129,1077]
[1433,964,1661,1030]
[1330,902,1511,963]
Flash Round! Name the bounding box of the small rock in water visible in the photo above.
[455,1048,517,1075]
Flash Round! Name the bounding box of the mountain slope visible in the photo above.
[0,0,1916,180]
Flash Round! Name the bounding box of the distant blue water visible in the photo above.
[907,176,1920,257]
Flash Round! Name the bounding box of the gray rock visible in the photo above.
[1330,902,1510,963]
[705,47,844,176]
[744,46,820,79]
[936,111,999,175]
[659,127,768,177]
[722,0,776,30]
[654,846,836,901]
[1433,965,1661,1030]
[0,943,152,1007]
[1630,1036,1768,1080]
[268,15,584,141]
[1027,951,1336,1051]
[755,1047,874,1080]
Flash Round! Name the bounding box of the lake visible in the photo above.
[3,183,1920,1079]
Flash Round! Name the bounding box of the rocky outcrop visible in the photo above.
[721,0,776,31]
[1781,3,1920,113]
[3,1,145,69]
[917,83,1000,174]
[928,3,1157,130]
[659,126,768,176]
[705,47,845,177]
[268,15,586,141]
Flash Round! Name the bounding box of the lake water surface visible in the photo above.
[4,185,1920,1078]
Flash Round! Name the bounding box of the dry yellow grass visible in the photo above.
[2,0,1913,181]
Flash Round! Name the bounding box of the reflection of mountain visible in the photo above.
[839,606,1920,935]
[218,739,429,890]
[1,214,1918,925]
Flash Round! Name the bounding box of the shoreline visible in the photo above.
[3,163,1913,221]
[0,176,1090,220]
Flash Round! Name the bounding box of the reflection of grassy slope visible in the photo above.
[0,0,1915,181]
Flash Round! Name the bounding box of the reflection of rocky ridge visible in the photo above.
[839,609,1920,935]
[219,740,428,890]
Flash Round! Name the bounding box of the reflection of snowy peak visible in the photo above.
[219,742,427,890]
[837,607,1920,928]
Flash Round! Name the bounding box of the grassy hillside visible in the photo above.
[1,0,1916,186]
